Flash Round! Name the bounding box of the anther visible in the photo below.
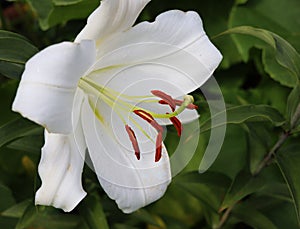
[125,125,140,160]
[151,90,176,112]
[155,132,163,162]
[159,99,198,110]
[169,115,182,136]
[133,109,163,133]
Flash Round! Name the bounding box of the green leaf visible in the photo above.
[16,206,80,229]
[149,183,203,228]
[208,125,248,180]
[221,171,265,210]
[287,83,300,129]
[0,30,38,79]
[0,118,43,148]
[175,171,231,213]
[228,0,300,86]
[259,183,293,203]
[276,143,300,225]
[7,135,44,154]
[232,202,278,229]
[219,26,300,87]
[0,80,19,125]
[201,104,285,133]
[174,171,231,188]
[53,0,84,6]
[245,123,275,174]
[0,184,16,212]
[131,209,160,228]
[79,194,109,229]
[230,0,300,52]
[26,0,99,30]
[176,183,220,226]
[1,199,32,218]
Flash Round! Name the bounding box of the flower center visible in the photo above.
[78,77,198,162]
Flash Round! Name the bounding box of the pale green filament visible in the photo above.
[78,77,195,141]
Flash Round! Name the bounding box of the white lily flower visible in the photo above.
[12,0,222,213]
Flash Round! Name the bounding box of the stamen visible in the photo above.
[168,114,182,136]
[133,109,163,133]
[155,132,163,162]
[151,90,176,112]
[159,99,198,110]
[125,125,140,160]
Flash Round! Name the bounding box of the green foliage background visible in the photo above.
[0,0,300,228]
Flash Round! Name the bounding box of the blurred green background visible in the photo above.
[0,0,300,228]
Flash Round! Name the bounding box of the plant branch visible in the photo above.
[216,205,234,229]
[253,131,290,176]
[217,102,300,227]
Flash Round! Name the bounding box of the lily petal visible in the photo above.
[12,40,96,134]
[75,0,150,42]
[89,10,222,96]
[81,99,171,213]
[35,126,86,212]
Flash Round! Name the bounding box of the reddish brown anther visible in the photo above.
[159,99,198,110]
[125,125,140,160]
[169,116,182,136]
[151,90,176,112]
[133,109,163,133]
[155,132,163,162]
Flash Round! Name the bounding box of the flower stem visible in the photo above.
[216,205,234,229]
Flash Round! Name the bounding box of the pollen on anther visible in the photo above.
[125,125,140,160]
[155,132,163,162]
[151,90,176,112]
[159,99,198,110]
[169,115,182,136]
[134,109,163,133]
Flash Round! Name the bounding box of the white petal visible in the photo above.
[35,92,87,212]
[81,100,171,213]
[75,0,150,42]
[12,40,95,134]
[88,10,222,96]
[35,127,86,212]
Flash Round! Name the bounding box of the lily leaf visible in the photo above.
[6,135,44,154]
[79,193,109,229]
[53,0,84,6]
[286,83,300,129]
[16,205,80,229]
[1,199,32,218]
[221,171,265,210]
[245,123,275,175]
[26,0,98,30]
[174,171,231,188]
[218,26,300,87]
[0,184,16,212]
[201,104,285,133]
[276,143,300,225]
[0,30,38,79]
[175,171,231,213]
[232,202,278,229]
[0,118,42,148]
